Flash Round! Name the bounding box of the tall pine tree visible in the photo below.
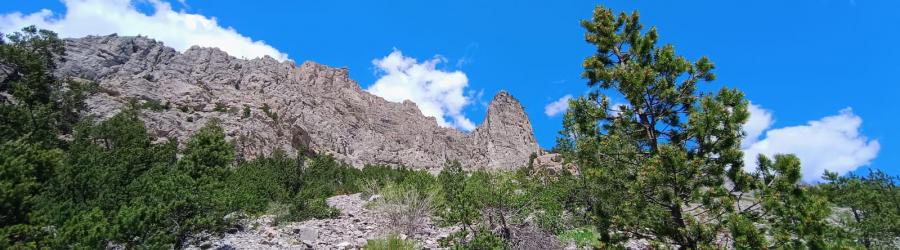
[560,6,853,248]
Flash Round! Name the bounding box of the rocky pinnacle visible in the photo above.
[54,34,541,170]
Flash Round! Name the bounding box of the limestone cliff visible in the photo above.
[54,34,541,170]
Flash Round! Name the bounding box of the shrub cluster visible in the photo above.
[0,28,438,247]
[427,161,578,249]
[0,107,363,248]
[364,234,419,250]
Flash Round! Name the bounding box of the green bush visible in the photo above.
[213,102,228,112]
[224,150,297,214]
[242,105,251,119]
[368,181,436,235]
[364,234,419,250]
[361,165,436,192]
[820,170,900,249]
[178,120,233,179]
[141,98,169,111]
[261,103,278,121]
[558,227,602,248]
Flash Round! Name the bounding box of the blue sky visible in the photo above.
[2,0,897,181]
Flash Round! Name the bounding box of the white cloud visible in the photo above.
[544,95,572,117]
[742,102,774,148]
[366,49,476,131]
[742,106,880,183]
[609,101,629,117]
[0,0,288,61]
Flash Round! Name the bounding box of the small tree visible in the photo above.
[178,120,234,179]
[437,160,478,230]
[0,26,90,148]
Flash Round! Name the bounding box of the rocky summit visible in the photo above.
[55,34,541,170]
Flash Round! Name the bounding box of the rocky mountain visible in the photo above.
[55,34,541,170]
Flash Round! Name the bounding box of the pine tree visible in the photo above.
[742,154,854,248]
[563,6,859,249]
[178,120,234,179]
[564,6,748,248]
[0,26,93,148]
[0,26,74,248]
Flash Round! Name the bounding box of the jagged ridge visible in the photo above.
[55,34,541,170]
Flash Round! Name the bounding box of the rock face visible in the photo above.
[54,35,540,170]
[471,91,541,170]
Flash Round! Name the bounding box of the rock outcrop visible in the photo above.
[54,35,541,170]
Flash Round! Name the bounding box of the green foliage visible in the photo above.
[0,26,95,248]
[224,152,437,223]
[178,120,233,179]
[520,170,580,234]
[720,154,864,249]
[2,12,895,250]
[52,111,167,207]
[0,139,63,227]
[821,169,900,248]
[565,6,750,248]
[369,180,436,235]
[242,105,251,119]
[558,227,602,248]
[0,26,64,107]
[55,208,111,249]
[437,161,480,228]
[456,229,506,250]
[117,164,217,248]
[261,103,278,121]
[557,5,869,249]
[362,164,436,193]
[364,234,420,250]
[224,150,298,213]
[0,109,395,247]
[753,155,852,248]
[133,98,169,111]
[213,102,228,112]
[726,214,767,250]
[0,25,92,148]
[434,162,578,247]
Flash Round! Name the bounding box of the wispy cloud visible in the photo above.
[454,42,479,69]
[544,95,572,117]
[0,0,288,61]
